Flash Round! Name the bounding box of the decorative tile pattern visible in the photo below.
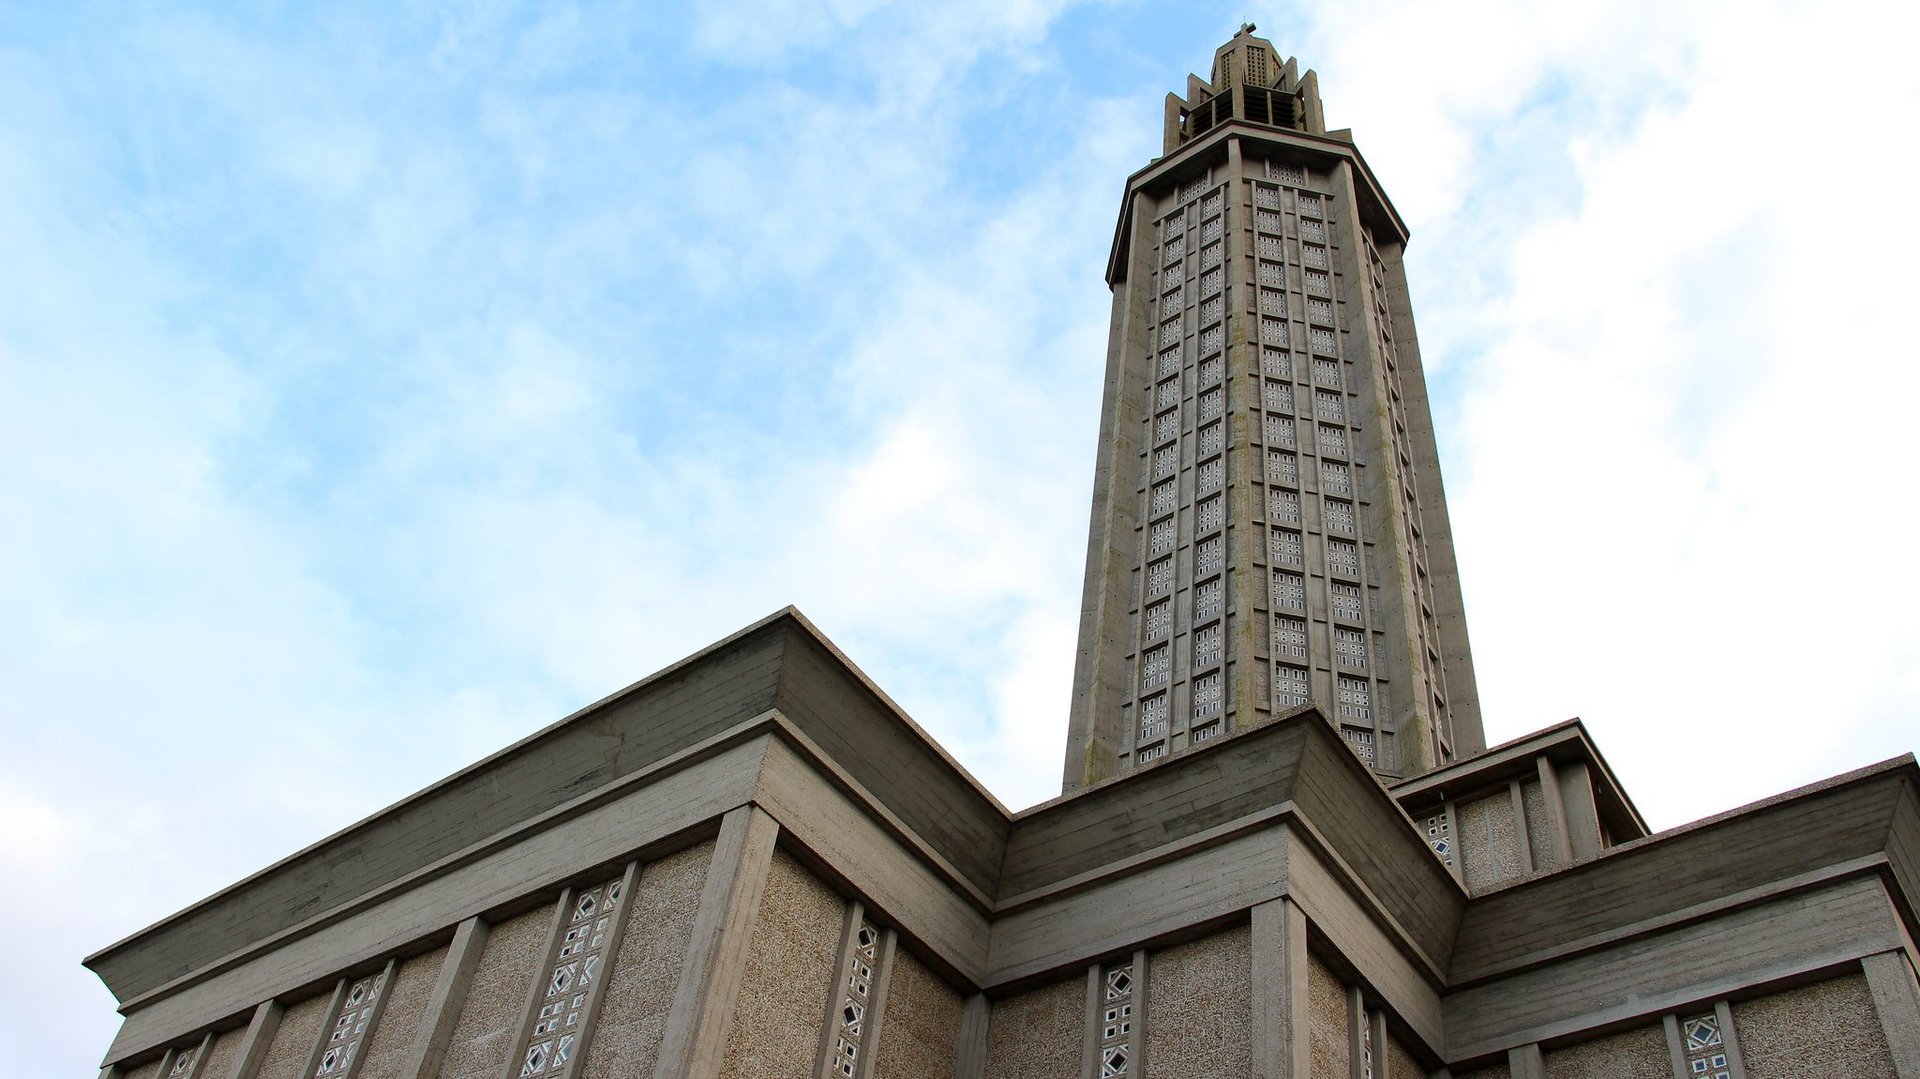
[1324,499,1356,534]
[1274,664,1310,706]
[1195,625,1222,667]
[1331,583,1364,622]
[1139,693,1168,741]
[1192,672,1223,718]
[1142,646,1170,688]
[1268,450,1298,486]
[826,919,880,1077]
[315,970,389,1077]
[1195,579,1223,620]
[1145,601,1171,640]
[1272,571,1307,610]
[1269,488,1301,524]
[521,877,626,1078]
[1337,676,1371,721]
[1099,962,1136,1077]
[1268,162,1307,185]
[1150,519,1175,555]
[1327,539,1359,577]
[1196,536,1223,576]
[1680,1013,1731,1079]
[1274,617,1308,658]
[1334,628,1368,670]
[169,1048,200,1078]
[1270,528,1304,566]
[1266,415,1296,448]
[1424,814,1454,866]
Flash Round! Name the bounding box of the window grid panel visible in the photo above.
[1259,260,1285,287]
[1203,190,1223,218]
[1274,663,1310,706]
[1100,962,1136,1076]
[1317,425,1347,458]
[1149,519,1175,556]
[1181,177,1207,202]
[1335,628,1368,670]
[1267,415,1297,448]
[1307,299,1335,325]
[1681,1014,1732,1079]
[1261,317,1289,346]
[1310,327,1339,355]
[1147,557,1175,597]
[1327,539,1359,577]
[827,919,882,1077]
[1257,234,1285,261]
[1156,376,1179,410]
[1196,536,1223,577]
[1259,288,1286,316]
[1268,450,1298,487]
[1200,324,1224,355]
[1195,625,1223,667]
[1264,380,1295,414]
[1300,218,1326,243]
[1254,185,1281,210]
[1202,243,1223,269]
[1151,479,1176,517]
[1268,162,1307,184]
[1200,267,1223,295]
[1305,269,1331,295]
[1192,671,1223,717]
[1274,616,1308,659]
[1313,357,1340,385]
[520,877,625,1078]
[1160,289,1182,319]
[169,1049,200,1079]
[1198,355,1222,386]
[1262,348,1291,378]
[1270,528,1304,566]
[1155,410,1178,445]
[1272,571,1307,611]
[1298,193,1322,217]
[1337,677,1371,722]
[1138,743,1165,763]
[1163,236,1185,264]
[1196,495,1223,533]
[1158,349,1180,378]
[1325,499,1356,534]
[1138,693,1168,742]
[1257,210,1284,233]
[1331,583,1364,623]
[315,970,389,1078]
[1145,600,1171,640]
[1153,446,1177,479]
[1302,244,1329,269]
[1201,295,1223,326]
[1195,578,1223,621]
[1141,645,1170,688]
[1269,488,1301,524]
[1199,388,1223,422]
[1322,461,1352,496]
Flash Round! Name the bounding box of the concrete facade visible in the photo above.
[1064,28,1483,792]
[84,29,1920,1079]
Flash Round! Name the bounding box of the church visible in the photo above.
[85,28,1920,1079]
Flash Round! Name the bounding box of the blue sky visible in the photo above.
[6,1,1919,1073]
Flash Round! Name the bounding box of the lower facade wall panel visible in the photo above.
[717,848,846,1079]
[869,947,965,1079]
[1307,954,1349,1079]
[439,906,554,1079]
[257,993,330,1079]
[1730,971,1895,1077]
[1541,1023,1667,1078]
[581,840,715,1079]
[1143,925,1252,1078]
[984,976,1084,1079]
[198,1025,248,1079]
[358,944,450,1079]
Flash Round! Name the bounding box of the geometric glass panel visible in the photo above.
[521,875,625,1077]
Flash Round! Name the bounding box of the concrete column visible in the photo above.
[1864,950,1920,1077]
[1506,1042,1544,1079]
[1251,897,1311,1079]
[954,993,990,1079]
[652,805,780,1079]
[400,916,488,1079]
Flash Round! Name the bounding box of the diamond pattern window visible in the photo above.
[314,968,389,1078]
[1425,814,1454,865]
[1099,962,1136,1076]
[1681,1013,1732,1079]
[519,875,626,1078]
[827,918,882,1077]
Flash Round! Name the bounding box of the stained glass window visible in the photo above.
[827,919,881,1077]
[520,876,625,1078]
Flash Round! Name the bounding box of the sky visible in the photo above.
[4,0,1918,1073]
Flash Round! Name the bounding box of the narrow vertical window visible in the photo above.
[1681,1013,1732,1079]
[314,966,390,1078]
[518,873,629,1078]
[1100,962,1135,1076]
[827,919,880,1077]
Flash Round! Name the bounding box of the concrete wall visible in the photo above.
[356,946,448,1079]
[1540,1023,1667,1078]
[198,1026,248,1079]
[1306,954,1348,1079]
[256,994,329,1079]
[439,906,552,1079]
[581,842,714,1079]
[984,976,1084,1079]
[1144,925,1252,1077]
[1731,971,1894,1077]
[869,947,965,1079]
[716,849,845,1079]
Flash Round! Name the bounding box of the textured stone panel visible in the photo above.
[255,993,329,1079]
[197,1026,247,1079]
[1458,793,1524,892]
[581,841,714,1079]
[984,976,1084,1079]
[1522,780,1564,871]
[1386,1032,1424,1079]
[1307,954,1348,1079]
[1454,1067,1508,1079]
[356,946,450,1079]
[1731,972,1895,1077]
[718,849,845,1079]
[1144,925,1251,1078]
[1543,1023,1668,1078]
[869,946,965,1079]
[122,1060,163,1079]
[440,905,555,1079]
